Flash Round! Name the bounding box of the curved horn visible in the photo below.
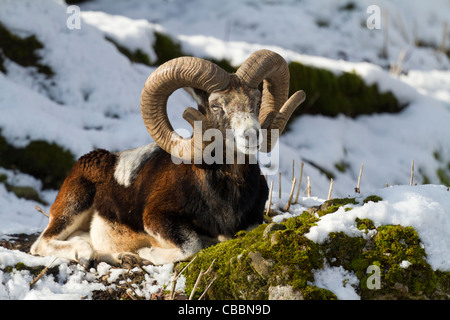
[141,57,230,161]
[236,49,290,128]
[260,90,306,153]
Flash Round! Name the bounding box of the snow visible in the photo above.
[312,265,360,300]
[305,185,450,272]
[0,0,449,300]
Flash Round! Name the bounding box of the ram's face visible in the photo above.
[187,76,262,155]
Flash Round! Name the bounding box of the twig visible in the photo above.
[294,162,304,204]
[284,177,297,212]
[355,163,364,194]
[169,255,197,300]
[198,274,217,300]
[30,257,57,287]
[35,205,49,218]
[126,290,138,300]
[327,178,334,201]
[189,269,204,300]
[189,259,215,300]
[410,160,414,186]
[266,181,274,216]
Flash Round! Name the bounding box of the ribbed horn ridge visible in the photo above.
[236,49,290,128]
[141,57,230,161]
[236,49,305,152]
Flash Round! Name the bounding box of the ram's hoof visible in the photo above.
[118,252,143,269]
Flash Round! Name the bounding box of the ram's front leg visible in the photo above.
[138,212,202,265]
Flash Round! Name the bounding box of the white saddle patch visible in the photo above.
[114,143,159,187]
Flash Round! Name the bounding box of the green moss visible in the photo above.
[6,185,47,205]
[0,130,75,189]
[1,169,47,204]
[105,36,152,66]
[180,197,448,300]
[355,217,375,232]
[322,232,366,271]
[334,161,349,173]
[363,195,383,203]
[180,215,323,300]
[339,2,357,11]
[288,62,405,119]
[0,22,54,77]
[432,150,450,187]
[207,58,237,74]
[302,286,337,300]
[315,197,358,217]
[3,262,47,277]
[152,31,185,66]
[360,225,440,298]
[437,167,450,186]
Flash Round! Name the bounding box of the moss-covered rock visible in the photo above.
[152,31,185,66]
[105,36,152,66]
[288,62,405,118]
[0,130,75,190]
[180,216,328,300]
[178,198,449,300]
[0,22,54,76]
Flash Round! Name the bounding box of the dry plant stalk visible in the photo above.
[284,177,297,212]
[294,162,304,204]
[410,160,415,186]
[266,181,274,216]
[292,159,295,181]
[189,259,216,300]
[355,163,364,193]
[306,176,311,198]
[390,48,407,75]
[29,257,57,287]
[169,255,197,299]
[278,172,282,199]
[198,274,217,300]
[327,178,334,201]
[35,205,49,218]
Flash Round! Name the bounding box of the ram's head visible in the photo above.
[141,49,305,162]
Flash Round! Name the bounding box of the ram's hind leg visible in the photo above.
[138,213,202,265]
[30,175,96,263]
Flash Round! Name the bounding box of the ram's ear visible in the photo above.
[183,87,208,114]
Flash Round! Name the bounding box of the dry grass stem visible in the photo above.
[327,178,334,200]
[198,274,217,300]
[294,162,304,204]
[278,172,282,199]
[266,181,274,216]
[189,259,216,300]
[169,255,197,299]
[355,163,364,193]
[29,257,57,287]
[285,177,297,212]
[34,205,49,218]
[306,176,311,198]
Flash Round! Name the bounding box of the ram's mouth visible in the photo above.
[234,128,261,155]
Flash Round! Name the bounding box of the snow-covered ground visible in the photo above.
[0,0,449,299]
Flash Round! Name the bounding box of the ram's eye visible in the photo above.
[211,103,221,111]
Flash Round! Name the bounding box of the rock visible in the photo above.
[268,285,304,300]
[248,251,274,279]
[263,223,286,240]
